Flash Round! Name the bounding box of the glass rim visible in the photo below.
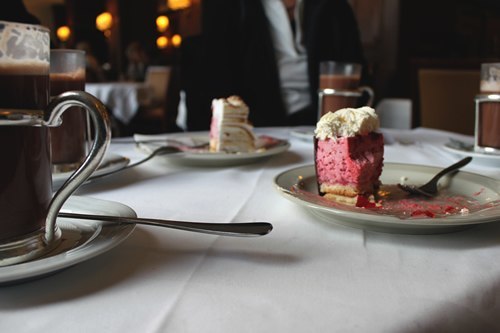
[50,49,85,56]
[319,61,362,75]
[319,60,362,67]
[0,20,49,34]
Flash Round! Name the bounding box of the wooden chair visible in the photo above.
[133,66,172,133]
[418,68,479,135]
[144,66,171,106]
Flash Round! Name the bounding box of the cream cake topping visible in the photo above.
[211,95,253,132]
[315,107,379,140]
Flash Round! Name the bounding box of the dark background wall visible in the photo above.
[27,0,500,126]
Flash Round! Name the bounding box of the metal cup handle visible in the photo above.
[359,86,374,107]
[43,91,111,243]
[317,86,375,119]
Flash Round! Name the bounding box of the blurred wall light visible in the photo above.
[172,34,182,47]
[96,12,113,32]
[156,36,169,49]
[56,26,71,42]
[156,15,170,32]
[168,0,191,10]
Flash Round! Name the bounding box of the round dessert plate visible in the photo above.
[135,132,290,167]
[443,142,500,167]
[274,163,500,234]
[0,196,136,285]
[52,153,130,190]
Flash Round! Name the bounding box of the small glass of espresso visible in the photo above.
[0,20,111,267]
[474,63,500,155]
[318,61,374,119]
[50,49,89,173]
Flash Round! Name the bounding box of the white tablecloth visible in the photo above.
[86,82,153,124]
[1,127,499,332]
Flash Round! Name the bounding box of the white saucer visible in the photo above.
[290,126,315,142]
[135,132,290,167]
[0,196,136,285]
[52,153,130,190]
[275,163,500,234]
[443,142,500,167]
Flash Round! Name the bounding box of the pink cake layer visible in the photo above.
[315,132,384,197]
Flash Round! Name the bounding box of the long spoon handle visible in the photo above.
[58,212,273,237]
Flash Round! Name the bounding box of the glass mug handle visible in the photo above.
[359,86,374,107]
[43,91,111,243]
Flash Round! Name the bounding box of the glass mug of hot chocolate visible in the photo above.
[0,20,111,266]
[474,63,500,154]
[50,49,89,172]
[318,61,374,119]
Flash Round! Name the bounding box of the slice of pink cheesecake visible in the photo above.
[314,107,384,207]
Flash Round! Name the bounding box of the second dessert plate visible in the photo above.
[134,132,290,166]
[443,141,500,167]
[274,163,500,234]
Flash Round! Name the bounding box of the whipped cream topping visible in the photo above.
[315,107,379,139]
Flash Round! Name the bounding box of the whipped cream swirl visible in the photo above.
[315,107,380,139]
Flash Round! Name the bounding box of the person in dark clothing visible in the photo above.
[180,0,368,131]
[124,41,150,82]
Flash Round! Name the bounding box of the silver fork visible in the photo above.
[88,146,183,181]
[397,156,473,197]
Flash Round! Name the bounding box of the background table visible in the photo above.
[86,82,153,125]
[1,127,499,332]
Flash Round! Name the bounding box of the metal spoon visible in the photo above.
[397,156,473,197]
[58,212,273,237]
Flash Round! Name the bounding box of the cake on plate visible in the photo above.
[314,107,384,206]
[209,95,256,153]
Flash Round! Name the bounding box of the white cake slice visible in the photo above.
[209,96,256,153]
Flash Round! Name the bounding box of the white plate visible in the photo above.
[0,196,136,285]
[274,163,500,234]
[290,126,315,142]
[135,132,290,166]
[52,153,130,190]
[443,142,500,167]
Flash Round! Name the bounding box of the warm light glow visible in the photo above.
[96,12,113,32]
[172,34,182,47]
[157,36,169,49]
[56,26,71,42]
[156,15,170,32]
[168,0,191,10]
